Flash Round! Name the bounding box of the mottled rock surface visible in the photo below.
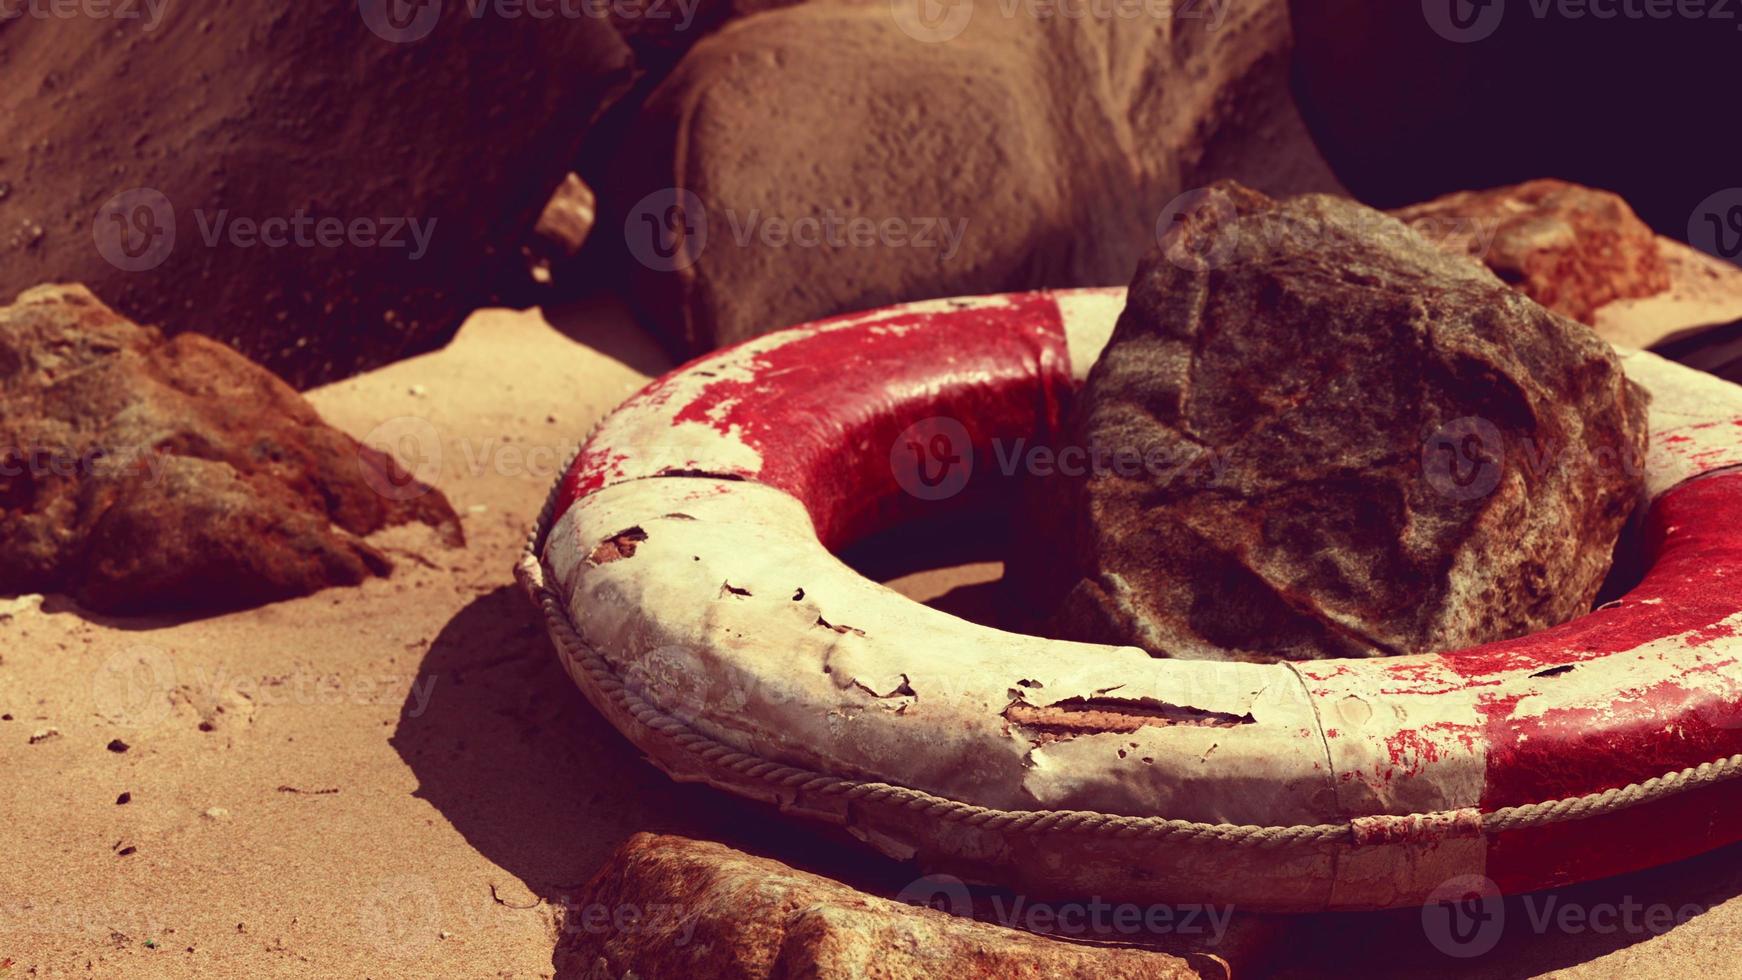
[600,0,1342,354]
[0,285,460,614]
[1027,184,1648,662]
[0,4,634,388]
[1393,179,1671,325]
[557,833,1219,979]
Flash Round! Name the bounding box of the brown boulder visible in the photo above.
[0,3,634,388]
[0,284,460,614]
[600,0,1342,354]
[1392,179,1671,325]
[1025,184,1648,662]
[557,833,1222,979]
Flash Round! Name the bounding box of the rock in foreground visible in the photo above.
[558,833,1219,979]
[0,285,461,614]
[1392,179,1671,325]
[1030,184,1648,662]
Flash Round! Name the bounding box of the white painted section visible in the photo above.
[1054,286,1128,380]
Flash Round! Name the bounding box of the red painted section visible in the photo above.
[556,293,1072,547]
[1487,776,1742,896]
[1474,473,1742,887]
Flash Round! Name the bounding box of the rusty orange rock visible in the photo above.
[0,284,460,614]
[1392,179,1671,325]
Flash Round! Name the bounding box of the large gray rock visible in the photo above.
[600,0,1342,354]
[1024,183,1649,662]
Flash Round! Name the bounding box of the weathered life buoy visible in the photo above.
[518,289,1742,912]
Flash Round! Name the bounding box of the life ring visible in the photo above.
[518,288,1742,912]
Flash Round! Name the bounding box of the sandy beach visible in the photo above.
[4,295,1741,978]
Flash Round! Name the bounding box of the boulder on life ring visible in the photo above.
[518,289,1742,912]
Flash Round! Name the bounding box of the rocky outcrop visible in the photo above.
[0,285,460,614]
[0,4,634,387]
[600,0,1342,354]
[1024,184,1648,662]
[557,833,1222,979]
[1392,179,1671,325]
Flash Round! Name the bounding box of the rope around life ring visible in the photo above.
[521,288,1742,911]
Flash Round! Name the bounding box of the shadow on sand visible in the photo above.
[395,586,1742,977]
[391,585,918,975]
